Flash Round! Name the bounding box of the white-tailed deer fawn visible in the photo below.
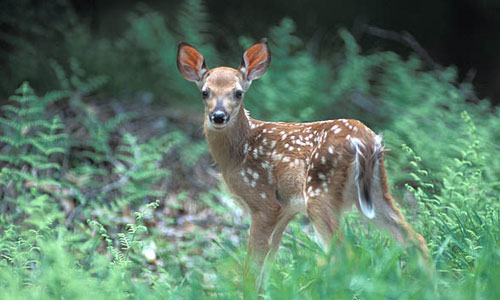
[177,39,429,275]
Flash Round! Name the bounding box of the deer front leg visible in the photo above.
[244,211,277,274]
[243,207,290,295]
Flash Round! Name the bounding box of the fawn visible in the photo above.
[177,39,429,275]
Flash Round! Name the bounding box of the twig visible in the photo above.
[100,160,138,194]
[65,201,85,227]
[100,134,140,194]
[360,24,481,103]
[360,24,443,70]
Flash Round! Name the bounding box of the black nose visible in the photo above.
[212,111,227,124]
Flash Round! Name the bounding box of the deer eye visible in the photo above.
[201,90,209,99]
[235,90,243,99]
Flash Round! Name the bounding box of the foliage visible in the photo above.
[0,0,215,103]
[1,1,500,299]
[242,18,332,122]
[0,71,189,298]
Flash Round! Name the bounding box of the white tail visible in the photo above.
[177,39,429,280]
[351,137,375,219]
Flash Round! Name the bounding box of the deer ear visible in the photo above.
[177,43,207,82]
[239,38,271,82]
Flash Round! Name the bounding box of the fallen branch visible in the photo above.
[359,24,481,103]
[360,24,443,70]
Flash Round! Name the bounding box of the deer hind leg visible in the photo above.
[304,144,351,251]
[304,169,345,251]
[349,136,429,259]
[370,161,429,258]
[305,193,341,251]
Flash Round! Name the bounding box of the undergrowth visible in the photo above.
[1,1,500,299]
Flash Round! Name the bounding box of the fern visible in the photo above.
[0,82,69,231]
[403,112,499,272]
[0,82,68,169]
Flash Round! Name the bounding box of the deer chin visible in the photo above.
[206,116,228,131]
[209,123,227,130]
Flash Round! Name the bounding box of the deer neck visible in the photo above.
[204,105,251,170]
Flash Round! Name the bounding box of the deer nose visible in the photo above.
[211,110,227,124]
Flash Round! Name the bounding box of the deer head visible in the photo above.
[177,39,271,130]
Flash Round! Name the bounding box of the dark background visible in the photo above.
[2,0,500,102]
[72,0,500,102]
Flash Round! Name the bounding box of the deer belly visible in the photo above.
[276,170,307,213]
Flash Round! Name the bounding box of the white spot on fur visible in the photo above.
[253,148,259,159]
[272,152,282,162]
